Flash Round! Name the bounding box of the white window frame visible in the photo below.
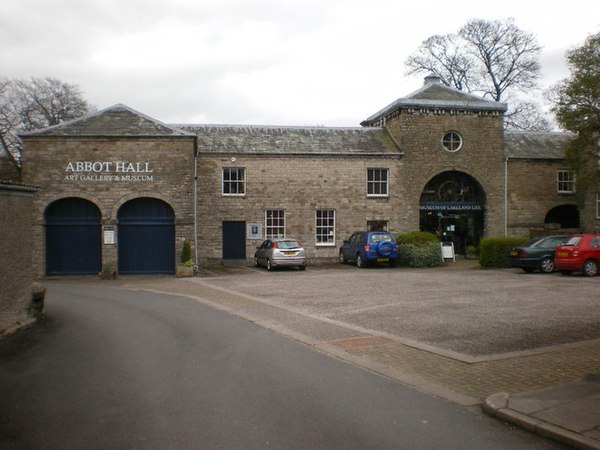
[557,170,576,194]
[222,167,246,196]
[442,131,462,152]
[367,168,389,197]
[315,209,335,246]
[265,209,285,239]
[596,192,600,219]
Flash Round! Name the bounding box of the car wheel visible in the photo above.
[582,259,598,277]
[267,259,273,271]
[254,256,259,267]
[389,258,397,267]
[356,254,366,268]
[339,251,346,264]
[298,265,306,271]
[540,257,555,273]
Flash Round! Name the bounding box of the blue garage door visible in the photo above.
[45,198,101,276]
[118,198,175,274]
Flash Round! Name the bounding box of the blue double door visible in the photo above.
[45,197,175,276]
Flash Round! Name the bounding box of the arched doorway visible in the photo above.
[545,204,580,229]
[420,171,485,253]
[117,197,175,274]
[45,197,101,275]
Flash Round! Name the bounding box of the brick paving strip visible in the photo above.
[116,276,600,407]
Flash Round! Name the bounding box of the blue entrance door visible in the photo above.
[45,198,101,276]
[118,198,175,274]
[222,221,246,260]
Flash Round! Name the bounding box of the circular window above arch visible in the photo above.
[442,131,462,152]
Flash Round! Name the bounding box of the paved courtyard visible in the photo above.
[194,263,600,359]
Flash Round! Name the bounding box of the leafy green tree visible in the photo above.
[551,31,600,207]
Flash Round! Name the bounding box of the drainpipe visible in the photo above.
[193,136,199,271]
[504,156,508,237]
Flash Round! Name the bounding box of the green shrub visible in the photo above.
[397,242,443,267]
[395,231,443,268]
[479,237,527,267]
[396,231,439,246]
[180,239,192,265]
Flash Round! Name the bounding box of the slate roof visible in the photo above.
[178,124,402,156]
[20,104,195,138]
[504,132,574,160]
[361,76,507,126]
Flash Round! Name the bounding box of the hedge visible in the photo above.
[479,237,527,268]
[395,231,442,267]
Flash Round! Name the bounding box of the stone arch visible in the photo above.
[117,197,175,274]
[545,204,580,229]
[419,171,486,253]
[44,197,102,275]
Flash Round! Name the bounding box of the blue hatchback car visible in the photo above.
[339,231,398,268]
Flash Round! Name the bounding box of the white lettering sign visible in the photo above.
[64,160,154,182]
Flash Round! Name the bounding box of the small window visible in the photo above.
[442,131,462,152]
[367,168,389,197]
[557,170,576,194]
[316,209,335,245]
[367,220,388,231]
[265,210,285,239]
[222,168,245,195]
[596,193,600,219]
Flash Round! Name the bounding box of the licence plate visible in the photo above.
[557,251,568,257]
[283,251,296,255]
[377,258,389,262]
[510,251,518,256]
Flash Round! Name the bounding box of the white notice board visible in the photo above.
[441,242,455,261]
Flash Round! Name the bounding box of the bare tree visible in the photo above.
[406,34,474,92]
[460,19,542,101]
[405,18,549,131]
[0,76,94,162]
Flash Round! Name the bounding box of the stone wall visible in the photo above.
[579,184,600,233]
[197,153,407,265]
[507,159,578,237]
[0,183,38,337]
[20,137,196,277]
[385,110,506,236]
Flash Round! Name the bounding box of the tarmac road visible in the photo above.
[0,283,565,449]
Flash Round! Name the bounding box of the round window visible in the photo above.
[442,131,462,152]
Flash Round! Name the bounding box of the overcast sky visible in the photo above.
[1,0,598,127]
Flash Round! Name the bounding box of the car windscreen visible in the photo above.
[276,240,301,249]
[525,237,545,247]
[564,236,582,246]
[369,233,394,243]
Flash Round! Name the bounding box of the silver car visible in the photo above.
[254,238,307,271]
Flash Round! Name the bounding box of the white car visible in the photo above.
[254,238,307,271]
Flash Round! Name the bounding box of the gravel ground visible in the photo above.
[197,263,600,356]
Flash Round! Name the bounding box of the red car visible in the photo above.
[555,234,600,276]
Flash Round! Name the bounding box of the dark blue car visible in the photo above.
[339,231,398,268]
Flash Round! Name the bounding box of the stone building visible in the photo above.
[0,138,20,182]
[0,181,39,337]
[19,77,594,276]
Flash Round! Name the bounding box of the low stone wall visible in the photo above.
[0,182,41,338]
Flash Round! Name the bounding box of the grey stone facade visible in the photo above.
[17,79,598,274]
[20,105,196,277]
[0,182,38,337]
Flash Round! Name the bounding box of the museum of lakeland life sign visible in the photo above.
[64,161,154,182]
